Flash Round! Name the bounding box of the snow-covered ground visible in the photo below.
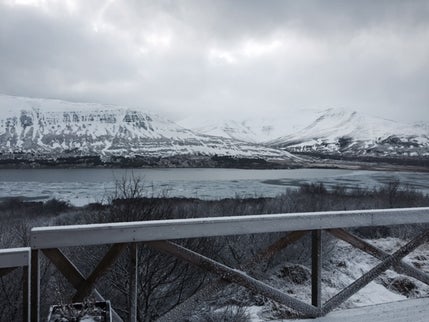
[246,237,429,321]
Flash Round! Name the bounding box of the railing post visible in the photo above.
[129,243,138,322]
[311,230,322,308]
[23,265,30,322]
[30,249,40,322]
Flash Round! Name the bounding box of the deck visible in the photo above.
[296,297,429,322]
[2,206,429,321]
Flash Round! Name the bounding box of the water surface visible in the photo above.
[0,168,428,206]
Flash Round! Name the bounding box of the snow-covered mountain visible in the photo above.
[269,108,429,158]
[178,111,316,143]
[0,94,295,161]
[1,94,426,165]
[181,108,429,159]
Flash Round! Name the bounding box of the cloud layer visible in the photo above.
[0,0,428,122]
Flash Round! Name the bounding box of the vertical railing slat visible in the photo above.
[129,243,138,322]
[311,230,322,309]
[23,265,29,322]
[30,249,40,322]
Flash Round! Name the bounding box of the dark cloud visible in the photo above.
[0,0,428,122]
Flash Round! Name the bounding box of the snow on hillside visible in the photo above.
[179,110,318,143]
[182,107,429,158]
[269,108,429,157]
[1,94,426,161]
[0,94,295,159]
[271,108,427,143]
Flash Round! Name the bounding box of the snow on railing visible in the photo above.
[31,207,429,248]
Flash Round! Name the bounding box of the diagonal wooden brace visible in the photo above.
[328,228,429,286]
[156,231,309,322]
[147,239,320,317]
[322,229,429,314]
[42,248,124,322]
[73,243,126,302]
[250,231,310,267]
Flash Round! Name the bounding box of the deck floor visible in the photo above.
[295,297,429,322]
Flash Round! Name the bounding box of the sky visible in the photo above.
[0,0,428,122]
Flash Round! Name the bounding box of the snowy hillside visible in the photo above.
[1,95,426,163]
[0,94,295,160]
[181,108,429,159]
[248,237,429,321]
[269,108,429,158]
[179,110,317,143]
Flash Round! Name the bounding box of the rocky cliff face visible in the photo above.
[0,95,295,161]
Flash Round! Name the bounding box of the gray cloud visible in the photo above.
[0,0,428,122]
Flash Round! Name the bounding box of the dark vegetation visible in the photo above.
[2,151,429,170]
[292,151,429,168]
[0,181,428,321]
[210,155,293,169]
[0,154,298,169]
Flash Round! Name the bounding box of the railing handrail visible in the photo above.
[0,247,31,268]
[31,207,429,249]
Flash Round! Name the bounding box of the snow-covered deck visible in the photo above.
[296,297,429,322]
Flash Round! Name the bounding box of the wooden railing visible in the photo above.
[5,207,429,321]
[0,247,31,322]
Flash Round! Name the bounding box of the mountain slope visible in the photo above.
[180,108,429,159]
[178,111,317,143]
[269,108,429,158]
[0,94,295,161]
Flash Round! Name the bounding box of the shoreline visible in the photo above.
[0,161,427,173]
[0,153,427,172]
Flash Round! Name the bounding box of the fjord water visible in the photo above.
[0,168,428,206]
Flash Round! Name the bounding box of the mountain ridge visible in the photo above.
[181,107,429,159]
[268,108,429,158]
[1,94,427,168]
[0,94,296,164]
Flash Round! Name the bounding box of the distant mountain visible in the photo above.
[1,95,427,167]
[415,121,429,132]
[179,110,316,143]
[268,108,429,158]
[0,95,296,165]
[181,108,429,159]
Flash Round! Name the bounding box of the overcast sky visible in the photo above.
[0,0,428,122]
